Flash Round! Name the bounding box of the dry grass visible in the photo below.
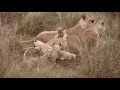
[0,12,120,78]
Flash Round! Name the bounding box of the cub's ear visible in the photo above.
[57,27,64,32]
[82,15,86,20]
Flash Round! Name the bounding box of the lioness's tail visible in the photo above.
[21,38,35,43]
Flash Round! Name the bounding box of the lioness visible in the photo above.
[21,14,95,43]
[80,20,106,50]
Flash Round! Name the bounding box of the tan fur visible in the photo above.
[54,27,67,40]
[22,14,96,54]
[51,43,76,61]
[46,27,68,51]
[58,50,76,60]
[21,14,95,44]
[33,46,44,56]
[33,40,76,62]
[54,27,64,38]
[48,44,60,62]
[32,29,69,62]
[80,20,106,49]
[33,40,58,63]
[34,40,53,55]
[23,20,105,61]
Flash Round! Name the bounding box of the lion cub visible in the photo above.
[49,42,76,62]
[34,40,53,56]
[46,27,68,51]
[58,50,76,60]
[34,28,76,62]
[33,40,76,62]
[54,27,67,40]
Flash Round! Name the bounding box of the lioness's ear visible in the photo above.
[82,15,86,19]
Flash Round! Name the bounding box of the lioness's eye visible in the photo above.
[90,19,94,23]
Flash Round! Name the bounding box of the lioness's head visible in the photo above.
[79,14,95,29]
[95,20,106,36]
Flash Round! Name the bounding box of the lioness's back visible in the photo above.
[35,31,57,43]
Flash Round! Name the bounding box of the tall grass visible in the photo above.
[0,12,120,78]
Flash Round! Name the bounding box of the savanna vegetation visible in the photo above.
[0,12,120,78]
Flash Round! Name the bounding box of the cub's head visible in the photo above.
[53,43,61,51]
[57,27,64,37]
[47,29,68,51]
[79,14,95,29]
[34,40,42,47]
[55,27,67,40]
[53,41,67,51]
